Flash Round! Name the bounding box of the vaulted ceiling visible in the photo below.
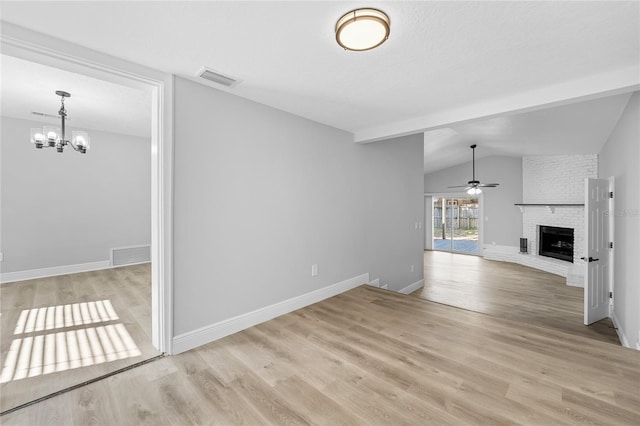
[1,1,638,172]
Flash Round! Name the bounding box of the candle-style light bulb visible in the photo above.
[30,128,45,148]
[72,130,90,153]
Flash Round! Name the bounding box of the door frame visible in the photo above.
[424,192,484,256]
[1,23,174,353]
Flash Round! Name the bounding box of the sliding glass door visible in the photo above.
[432,196,479,255]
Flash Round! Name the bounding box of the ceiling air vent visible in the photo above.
[198,67,239,87]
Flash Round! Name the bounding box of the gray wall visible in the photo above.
[423,156,523,247]
[599,91,640,349]
[173,77,424,335]
[364,134,425,290]
[1,116,151,273]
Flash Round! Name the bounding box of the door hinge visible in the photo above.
[609,292,613,299]
[609,242,613,249]
[609,191,614,198]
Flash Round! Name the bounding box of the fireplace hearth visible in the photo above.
[539,225,574,262]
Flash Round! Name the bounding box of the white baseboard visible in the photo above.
[1,260,112,284]
[368,278,380,287]
[399,279,424,294]
[483,244,520,258]
[172,272,370,354]
[483,244,583,286]
[611,312,633,349]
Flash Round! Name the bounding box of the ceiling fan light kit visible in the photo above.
[335,8,390,51]
[448,144,500,194]
[29,91,90,154]
[467,187,482,195]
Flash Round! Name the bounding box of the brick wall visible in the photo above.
[522,155,597,264]
[523,155,598,204]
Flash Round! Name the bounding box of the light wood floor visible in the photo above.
[0,264,160,413]
[414,251,620,345]
[3,283,639,424]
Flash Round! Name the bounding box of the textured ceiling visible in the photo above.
[0,1,638,170]
[0,55,152,138]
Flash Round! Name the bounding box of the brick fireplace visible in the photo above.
[485,154,597,286]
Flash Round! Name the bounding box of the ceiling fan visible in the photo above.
[448,144,499,195]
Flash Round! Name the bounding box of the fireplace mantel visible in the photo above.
[514,203,584,214]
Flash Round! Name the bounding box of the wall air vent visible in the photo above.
[111,245,151,267]
[198,67,239,87]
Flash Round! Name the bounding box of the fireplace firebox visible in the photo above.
[538,225,574,262]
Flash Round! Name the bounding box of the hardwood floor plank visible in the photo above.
[415,251,620,344]
[272,375,364,426]
[321,376,448,426]
[366,291,640,405]
[223,330,298,387]
[231,370,311,425]
[3,255,638,425]
[300,300,573,425]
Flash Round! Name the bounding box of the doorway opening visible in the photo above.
[432,196,480,255]
[0,23,172,414]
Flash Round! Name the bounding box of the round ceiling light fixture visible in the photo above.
[335,8,390,51]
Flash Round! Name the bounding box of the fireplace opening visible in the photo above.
[538,225,574,262]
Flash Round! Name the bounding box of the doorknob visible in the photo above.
[580,257,599,262]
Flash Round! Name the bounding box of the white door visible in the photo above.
[584,178,610,325]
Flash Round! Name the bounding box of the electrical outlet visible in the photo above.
[311,264,318,277]
[410,265,414,272]
[0,252,3,262]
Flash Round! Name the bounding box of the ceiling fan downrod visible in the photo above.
[470,144,477,185]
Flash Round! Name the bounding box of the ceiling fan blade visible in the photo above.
[477,183,500,187]
[448,185,470,188]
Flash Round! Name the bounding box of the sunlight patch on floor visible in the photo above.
[1,301,140,383]
[13,300,119,334]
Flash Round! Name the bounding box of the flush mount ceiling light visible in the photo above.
[335,8,390,51]
[29,91,90,154]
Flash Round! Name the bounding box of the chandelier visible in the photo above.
[29,91,90,154]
